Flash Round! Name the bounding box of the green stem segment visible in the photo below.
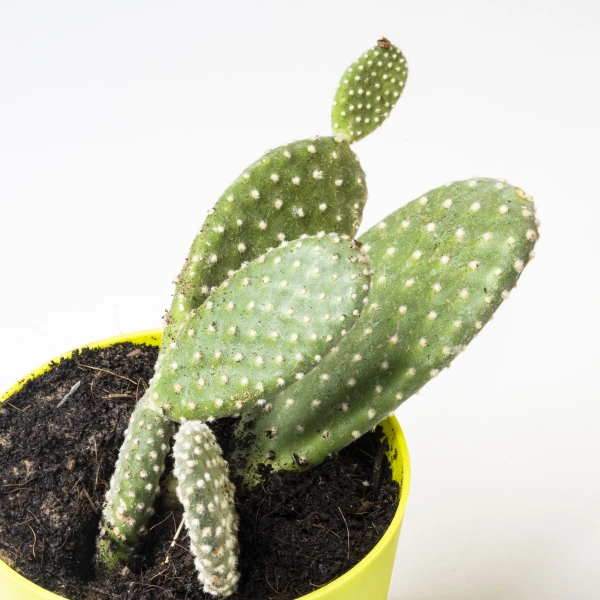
[173,422,240,597]
[98,394,176,568]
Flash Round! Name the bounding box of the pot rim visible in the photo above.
[0,329,410,600]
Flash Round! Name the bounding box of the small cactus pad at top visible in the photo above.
[149,234,371,423]
[162,136,367,349]
[236,179,539,477]
[331,37,408,143]
[173,422,240,597]
[98,395,176,568]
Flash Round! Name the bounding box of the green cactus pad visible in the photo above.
[238,179,539,477]
[331,37,408,143]
[150,234,371,423]
[163,136,367,349]
[98,395,176,568]
[173,421,240,597]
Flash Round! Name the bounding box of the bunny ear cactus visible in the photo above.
[99,37,407,585]
[235,179,539,479]
[95,34,541,600]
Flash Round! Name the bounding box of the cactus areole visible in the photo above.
[97,37,539,599]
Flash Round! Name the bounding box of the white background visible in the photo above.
[1,1,599,598]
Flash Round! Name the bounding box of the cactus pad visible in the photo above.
[150,234,371,422]
[173,422,240,597]
[331,37,408,143]
[238,179,539,476]
[163,137,367,348]
[98,396,176,568]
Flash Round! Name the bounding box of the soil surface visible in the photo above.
[0,343,399,600]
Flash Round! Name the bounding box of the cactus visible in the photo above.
[99,37,407,587]
[235,179,539,478]
[173,422,240,597]
[93,35,540,600]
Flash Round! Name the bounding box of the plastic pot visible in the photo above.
[0,330,410,600]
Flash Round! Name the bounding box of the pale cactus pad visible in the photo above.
[237,179,539,476]
[173,422,240,597]
[150,234,371,423]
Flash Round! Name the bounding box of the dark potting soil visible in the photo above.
[0,342,399,600]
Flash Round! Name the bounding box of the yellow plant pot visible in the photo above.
[0,330,410,600]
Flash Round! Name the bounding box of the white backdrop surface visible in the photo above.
[0,1,599,598]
